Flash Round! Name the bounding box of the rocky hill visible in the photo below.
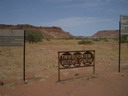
[0,24,74,39]
[92,30,119,38]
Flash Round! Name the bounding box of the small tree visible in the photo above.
[121,35,128,43]
[25,30,43,43]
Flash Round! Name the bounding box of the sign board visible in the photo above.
[120,15,128,35]
[0,30,24,46]
[58,50,95,81]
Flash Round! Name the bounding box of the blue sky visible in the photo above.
[0,0,128,36]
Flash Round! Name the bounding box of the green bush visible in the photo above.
[101,38,109,42]
[92,38,101,42]
[121,35,128,43]
[92,38,109,42]
[25,30,43,43]
[112,38,119,41]
[78,40,93,45]
[46,38,50,41]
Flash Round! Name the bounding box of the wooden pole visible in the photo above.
[58,52,60,82]
[23,30,26,82]
[119,21,121,72]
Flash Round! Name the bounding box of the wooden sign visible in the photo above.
[0,30,24,46]
[120,15,128,35]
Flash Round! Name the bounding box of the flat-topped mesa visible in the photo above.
[42,26,65,32]
[92,30,119,38]
[0,24,63,30]
[0,24,75,39]
[0,24,14,29]
[0,24,41,29]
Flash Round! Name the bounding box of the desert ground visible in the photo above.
[0,39,128,96]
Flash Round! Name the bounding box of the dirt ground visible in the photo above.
[0,39,128,96]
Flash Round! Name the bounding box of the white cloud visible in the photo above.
[43,17,112,27]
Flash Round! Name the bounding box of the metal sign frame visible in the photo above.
[58,50,95,81]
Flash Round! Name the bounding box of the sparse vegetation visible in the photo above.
[101,38,109,42]
[46,38,50,41]
[112,38,119,41]
[78,40,93,45]
[92,38,101,42]
[0,39,128,84]
[92,38,109,42]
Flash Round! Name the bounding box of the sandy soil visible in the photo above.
[0,67,128,96]
[0,39,128,96]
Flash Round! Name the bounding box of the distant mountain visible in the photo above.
[91,30,119,38]
[0,24,120,38]
[0,24,75,39]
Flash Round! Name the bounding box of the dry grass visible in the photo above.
[0,39,127,81]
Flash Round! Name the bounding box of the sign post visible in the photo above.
[127,36,128,48]
[23,30,26,83]
[119,15,128,72]
[0,30,26,82]
[119,21,121,72]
